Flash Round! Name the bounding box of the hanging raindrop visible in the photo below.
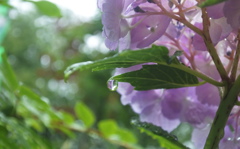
[107,79,118,91]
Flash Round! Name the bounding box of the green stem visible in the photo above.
[230,29,240,81]
[201,8,229,82]
[203,75,240,149]
[154,0,203,36]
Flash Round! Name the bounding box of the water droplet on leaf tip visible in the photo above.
[107,79,118,91]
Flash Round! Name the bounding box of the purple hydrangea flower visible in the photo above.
[206,2,224,19]
[192,18,232,51]
[98,0,174,50]
[98,0,240,148]
[140,101,181,132]
[192,125,211,148]
[160,88,187,120]
[223,0,240,30]
[130,14,171,48]
[115,66,218,134]
[192,107,240,149]
[115,65,180,131]
[220,126,240,149]
[98,0,133,50]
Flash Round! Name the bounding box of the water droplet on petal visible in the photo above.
[107,79,118,91]
[227,137,232,141]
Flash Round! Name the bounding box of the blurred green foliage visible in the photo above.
[27,0,62,17]
[0,1,142,148]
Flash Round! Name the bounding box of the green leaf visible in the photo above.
[57,111,75,125]
[65,45,170,80]
[98,120,138,145]
[0,47,19,90]
[112,64,201,90]
[65,45,210,89]
[26,0,62,17]
[199,0,226,7]
[98,120,118,137]
[74,102,95,128]
[132,120,189,149]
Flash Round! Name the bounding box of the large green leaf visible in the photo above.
[65,45,170,79]
[132,120,189,149]
[199,0,226,7]
[111,65,201,90]
[26,0,62,17]
[74,102,95,128]
[65,45,209,89]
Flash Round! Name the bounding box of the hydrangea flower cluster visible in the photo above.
[98,0,240,148]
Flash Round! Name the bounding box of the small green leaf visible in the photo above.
[112,64,201,90]
[98,120,138,144]
[68,121,85,131]
[98,120,118,137]
[199,0,226,7]
[132,120,189,149]
[57,111,75,125]
[27,0,62,17]
[74,102,95,128]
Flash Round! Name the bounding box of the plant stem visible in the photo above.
[230,29,240,81]
[201,8,229,82]
[154,0,203,36]
[203,75,240,149]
